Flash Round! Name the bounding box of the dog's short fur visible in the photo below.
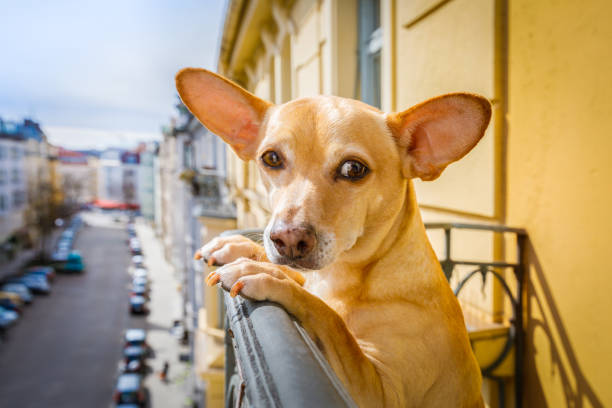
[176,68,491,407]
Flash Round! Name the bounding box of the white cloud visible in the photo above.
[44,126,161,150]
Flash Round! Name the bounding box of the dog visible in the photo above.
[176,68,491,407]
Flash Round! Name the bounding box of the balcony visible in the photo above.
[180,169,236,219]
[196,225,527,408]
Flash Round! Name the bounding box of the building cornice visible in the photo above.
[217,0,296,90]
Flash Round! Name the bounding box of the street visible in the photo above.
[0,216,141,407]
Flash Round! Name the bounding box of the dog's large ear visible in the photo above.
[175,68,272,160]
[387,93,491,181]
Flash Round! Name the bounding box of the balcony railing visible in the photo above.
[219,229,357,408]
[181,170,236,219]
[425,223,527,408]
[224,294,358,408]
[218,224,527,408]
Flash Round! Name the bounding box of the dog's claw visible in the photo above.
[204,271,214,285]
[194,251,202,261]
[206,272,220,286]
[230,281,244,298]
[207,256,216,267]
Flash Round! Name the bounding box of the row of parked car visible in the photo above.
[0,216,84,339]
[51,217,85,273]
[128,224,150,315]
[113,221,151,407]
[113,328,150,406]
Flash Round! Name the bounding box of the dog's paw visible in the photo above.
[195,234,267,266]
[205,258,285,287]
[206,258,303,299]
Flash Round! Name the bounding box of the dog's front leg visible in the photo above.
[208,258,385,407]
[199,236,306,285]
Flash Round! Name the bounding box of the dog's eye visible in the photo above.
[261,150,283,168]
[338,160,369,181]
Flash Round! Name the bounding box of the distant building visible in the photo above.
[0,117,54,269]
[138,142,159,221]
[57,148,98,205]
[97,148,141,208]
[0,120,28,245]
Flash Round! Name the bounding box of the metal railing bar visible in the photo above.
[425,222,527,235]
[292,322,359,408]
[224,292,357,407]
[448,260,519,269]
[225,295,281,407]
[454,267,518,309]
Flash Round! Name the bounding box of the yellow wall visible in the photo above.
[507,1,612,406]
[394,0,501,321]
[218,0,612,405]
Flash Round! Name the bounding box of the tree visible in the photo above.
[26,179,69,261]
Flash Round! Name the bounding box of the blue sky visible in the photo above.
[0,0,226,149]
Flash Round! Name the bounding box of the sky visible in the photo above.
[0,0,226,150]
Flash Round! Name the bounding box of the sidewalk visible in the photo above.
[0,229,61,281]
[135,220,192,408]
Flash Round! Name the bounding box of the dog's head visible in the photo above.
[176,68,491,270]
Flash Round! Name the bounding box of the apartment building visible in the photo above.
[0,126,27,244]
[201,1,612,407]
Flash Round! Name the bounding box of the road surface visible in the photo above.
[0,217,143,407]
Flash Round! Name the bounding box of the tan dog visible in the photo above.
[176,68,491,407]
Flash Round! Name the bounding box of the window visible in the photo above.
[0,146,6,159]
[10,146,20,159]
[11,169,19,184]
[358,0,382,108]
[12,190,25,207]
[0,194,6,212]
[0,169,6,185]
[183,142,195,169]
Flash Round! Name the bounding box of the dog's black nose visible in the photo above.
[270,224,316,259]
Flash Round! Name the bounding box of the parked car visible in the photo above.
[129,296,147,315]
[133,268,147,279]
[121,345,147,373]
[57,251,85,273]
[51,249,69,262]
[131,255,144,267]
[70,215,82,228]
[57,240,72,251]
[113,374,146,406]
[25,266,56,282]
[130,284,149,299]
[0,292,24,313]
[0,306,19,327]
[1,283,33,304]
[132,277,148,288]
[8,275,50,295]
[129,240,142,256]
[124,329,147,348]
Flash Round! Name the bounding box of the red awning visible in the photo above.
[91,199,139,210]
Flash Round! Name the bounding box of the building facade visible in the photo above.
[210,1,612,407]
[0,117,58,273]
[96,148,141,208]
[138,142,159,222]
[0,125,27,247]
[57,148,98,206]
[158,103,234,407]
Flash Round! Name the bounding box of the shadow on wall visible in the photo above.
[525,241,603,407]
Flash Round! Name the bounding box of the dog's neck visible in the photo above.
[306,180,443,303]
